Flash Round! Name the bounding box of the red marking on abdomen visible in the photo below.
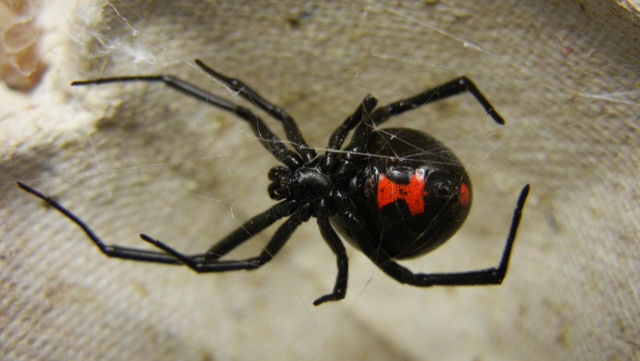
[459,182,470,206]
[377,171,427,216]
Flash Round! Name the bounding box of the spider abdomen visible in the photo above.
[332,128,472,259]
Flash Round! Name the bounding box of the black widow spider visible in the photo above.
[18,59,530,306]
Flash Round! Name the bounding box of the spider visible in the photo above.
[18,59,530,306]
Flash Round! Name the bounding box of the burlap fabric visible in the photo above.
[2,1,638,360]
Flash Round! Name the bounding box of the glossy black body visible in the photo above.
[330,128,471,259]
[18,60,530,306]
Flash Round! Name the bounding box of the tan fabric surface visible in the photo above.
[2,1,639,360]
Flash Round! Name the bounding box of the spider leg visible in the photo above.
[344,77,505,164]
[194,59,316,162]
[321,95,377,172]
[71,74,301,168]
[139,203,311,272]
[312,208,349,306]
[334,185,529,287]
[17,181,296,266]
[203,201,297,259]
[373,76,505,126]
[17,181,180,264]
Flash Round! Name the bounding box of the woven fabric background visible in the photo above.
[2,1,639,360]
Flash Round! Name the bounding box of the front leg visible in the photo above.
[17,182,181,264]
[194,59,316,162]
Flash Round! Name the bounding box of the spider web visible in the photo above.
[14,1,640,361]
